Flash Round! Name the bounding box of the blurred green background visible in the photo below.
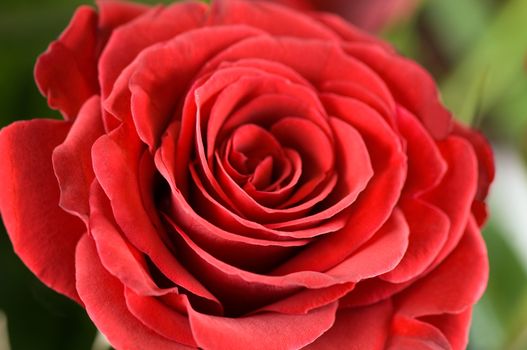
[0,0,526,349]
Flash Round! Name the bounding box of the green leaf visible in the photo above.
[439,0,527,124]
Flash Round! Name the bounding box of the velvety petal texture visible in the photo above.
[0,120,85,302]
[0,0,493,349]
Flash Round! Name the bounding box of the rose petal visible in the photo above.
[340,278,410,308]
[452,124,494,201]
[452,123,495,226]
[34,6,99,119]
[321,80,396,126]
[162,211,306,274]
[204,36,394,108]
[99,1,207,97]
[0,119,84,302]
[267,116,374,229]
[380,198,449,283]
[396,216,488,317]
[210,0,338,40]
[273,94,406,273]
[259,283,355,314]
[124,288,197,347]
[188,302,338,350]
[129,26,263,149]
[388,315,451,350]
[89,181,176,296]
[244,149,303,207]
[166,209,407,315]
[397,105,447,196]
[187,61,323,160]
[214,156,336,223]
[96,0,150,39]
[271,117,334,199]
[305,299,393,349]
[186,165,347,240]
[208,117,337,223]
[185,66,330,210]
[346,43,452,139]
[91,125,219,307]
[421,308,472,350]
[76,234,189,350]
[325,209,409,282]
[424,136,478,264]
[156,120,346,242]
[53,96,104,222]
[168,219,355,315]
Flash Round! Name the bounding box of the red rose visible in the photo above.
[0,1,493,349]
[257,0,422,32]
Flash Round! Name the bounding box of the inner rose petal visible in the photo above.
[209,117,337,223]
[271,94,406,273]
[271,116,335,200]
[177,69,328,208]
[180,165,348,240]
[228,124,285,175]
[213,156,338,223]
[200,73,331,160]
[156,125,347,242]
[266,116,374,230]
[220,125,295,194]
[249,156,275,189]
[241,149,304,208]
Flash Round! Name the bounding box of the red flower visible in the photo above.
[0,1,493,349]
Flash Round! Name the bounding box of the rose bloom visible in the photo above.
[0,0,493,349]
[259,0,422,32]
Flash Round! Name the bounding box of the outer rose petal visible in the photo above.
[396,217,488,318]
[389,315,451,350]
[188,302,338,350]
[124,288,197,347]
[76,234,191,350]
[380,199,449,284]
[452,125,494,201]
[89,181,177,296]
[53,96,104,222]
[452,124,495,226]
[346,44,453,140]
[96,0,150,39]
[34,1,148,120]
[387,218,486,349]
[424,136,478,264]
[422,308,473,350]
[35,6,99,119]
[99,1,208,98]
[305,300,393,349]
[210,0,338,40]
[0,119,85,302]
